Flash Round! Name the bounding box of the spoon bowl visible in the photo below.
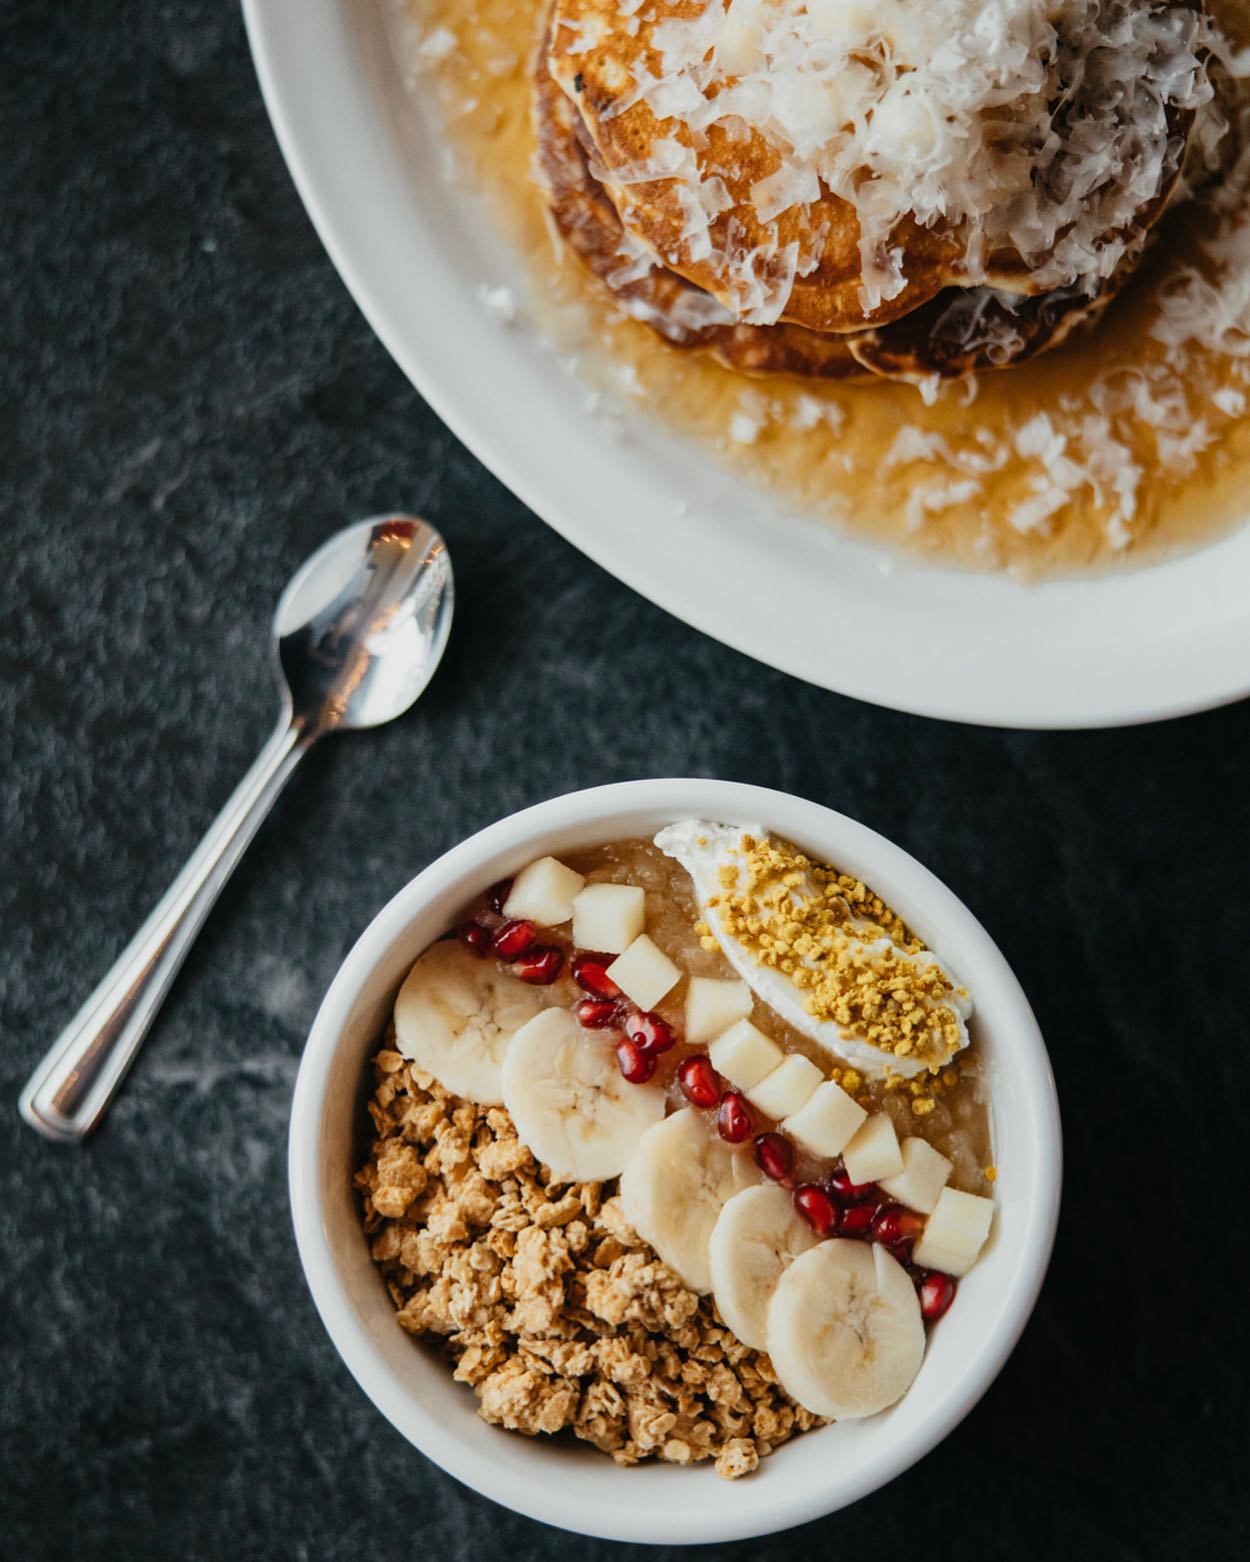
[277,515,453,734]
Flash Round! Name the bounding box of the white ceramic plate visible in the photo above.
[244,0,1250,728]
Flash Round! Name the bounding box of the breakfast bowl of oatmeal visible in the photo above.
[289,779,1060,1542]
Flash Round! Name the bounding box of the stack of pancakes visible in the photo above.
[532,0,1212,383]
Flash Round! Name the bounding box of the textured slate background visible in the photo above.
[3,4,1247,1559]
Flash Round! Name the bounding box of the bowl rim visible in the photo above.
[288,779,1062,1543]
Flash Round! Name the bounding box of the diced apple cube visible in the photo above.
[745,1054,824,1120]
[571,882,646,954]
[877,1137,952,1214]
[605,935,682,1011]
[502,856,586,926]
[782,1079,867,1158]
[913,1187,995,1277]
[841,1112,903,1185]
[684,977,753,1044]
[912,1243,971,1278]
[708,1019,784,1091]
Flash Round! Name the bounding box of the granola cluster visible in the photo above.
[355,1043,823,1478]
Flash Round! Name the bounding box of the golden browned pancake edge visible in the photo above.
[531,39,868,379]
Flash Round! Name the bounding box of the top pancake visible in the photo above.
[549,0,1203,334]
[534,7,1140,382]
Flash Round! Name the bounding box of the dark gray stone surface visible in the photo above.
[2,3,1246,1558]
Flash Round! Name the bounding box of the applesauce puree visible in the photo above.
[551,838,993,1195]
[383,0,1250,578]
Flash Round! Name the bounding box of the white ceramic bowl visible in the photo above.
[244,0,1250,728]
[289,780,1062,1543]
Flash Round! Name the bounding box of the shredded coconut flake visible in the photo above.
[478,283,519,323]
[631,0,1216,315]
[417,25,456,63]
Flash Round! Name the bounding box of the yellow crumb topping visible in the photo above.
[985,1165,998,1183]
[694,917,720,953]
[707,833,966,1071]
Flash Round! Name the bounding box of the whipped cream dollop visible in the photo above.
[656,820,971,1080]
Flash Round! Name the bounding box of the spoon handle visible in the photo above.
[18,714,310,1143]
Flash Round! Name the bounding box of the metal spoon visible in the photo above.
[19,514,453,1144]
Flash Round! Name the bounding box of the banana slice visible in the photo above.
[619,1107,763,1294]
[394,938,547,1105]
[709,1184,817,1351]
[501,1009,664,1182]
[767,1240,925,1419]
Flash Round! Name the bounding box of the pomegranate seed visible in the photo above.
[571,954,622,1000]
[616,1037,657,1084]
[717,1090,754,1144]
[793,1183,839,1237]
[677,1055,721,1109]
[870,1204,925,1250]
[623,1010,677,1055]
[457,922,491,957]
[486,878,513,914]
[918,1271,958,1323]
[511,945,563,985]
[838,1202,880,1239]
[576,998,619,1030]
[493,919,537,960]
[828,1167,879,1203]
[752,1132,795,1185]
